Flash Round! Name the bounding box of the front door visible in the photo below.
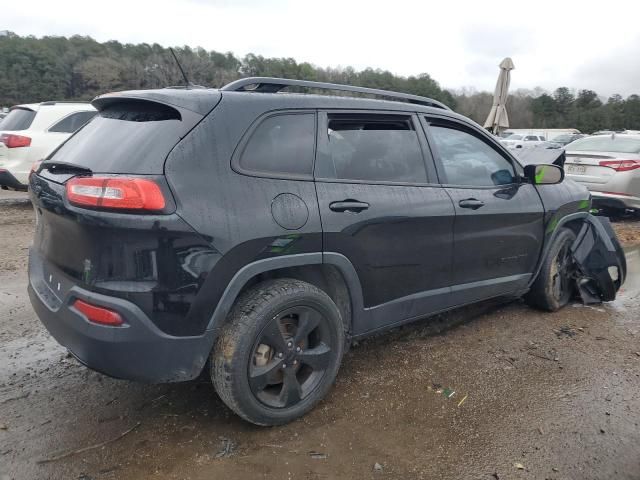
[314,111,455,334]
[423,116,545,305]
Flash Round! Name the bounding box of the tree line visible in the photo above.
[1,32,639,133]
[456,87,640,133]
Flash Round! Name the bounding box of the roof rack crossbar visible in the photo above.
[221,77,450,110]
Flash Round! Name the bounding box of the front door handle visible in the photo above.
[458,198,485,210]
[329,200,370,213]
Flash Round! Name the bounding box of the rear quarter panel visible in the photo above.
[164,96,323,331]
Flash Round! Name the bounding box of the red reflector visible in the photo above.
[1,133,32,148]
[73,299,123,326]
[598,160,640,172]
[66,177,166,211]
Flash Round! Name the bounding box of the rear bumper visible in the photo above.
[590,191,640,210]
[0,169,27,190]
[28,249,214,383]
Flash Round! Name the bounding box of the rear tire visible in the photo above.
[211,278,345,426]
[525,228,576,312]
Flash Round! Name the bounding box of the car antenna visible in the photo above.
[169,47,193,88]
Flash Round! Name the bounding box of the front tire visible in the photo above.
[211,279,345,426]
[526,228,576,311]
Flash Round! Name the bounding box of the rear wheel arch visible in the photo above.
[206,253,364,340]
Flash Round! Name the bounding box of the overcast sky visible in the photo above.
[4,0,640,97]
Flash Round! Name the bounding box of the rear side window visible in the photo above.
[0,108,36,131]
[429,122,516,187]
[317,114,427,183]
[47,100,188,174]
[49,111,97,133]
[237,113,315,178]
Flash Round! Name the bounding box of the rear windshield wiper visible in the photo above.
[41,161,93,175]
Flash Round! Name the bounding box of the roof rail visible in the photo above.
[221,77,451,110]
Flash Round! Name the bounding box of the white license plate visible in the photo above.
[567,164,586,175]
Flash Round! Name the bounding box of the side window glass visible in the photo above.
[49,111,97,133]
[238,113,315,177]
[428,123,516,187]
[318,114,427,183]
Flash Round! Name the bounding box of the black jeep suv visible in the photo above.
[28,78,626,425]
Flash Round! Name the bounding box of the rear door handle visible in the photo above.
[458,198,485,210]
[329,200,370,213]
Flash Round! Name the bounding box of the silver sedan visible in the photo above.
[564,134,640,211]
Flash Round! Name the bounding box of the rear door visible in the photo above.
[315,111,455,334]
[422,116,545,304]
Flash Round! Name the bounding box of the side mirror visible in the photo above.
[524,164,564,185]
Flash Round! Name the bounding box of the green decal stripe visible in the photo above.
[546,216,559,233]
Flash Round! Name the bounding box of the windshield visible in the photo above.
[505,134,523,140]
[552,135,571,142]
[568,136,640,154]
[0,108,36,131]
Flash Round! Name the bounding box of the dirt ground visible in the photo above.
[1,192,639,480]
[612,217,640,247]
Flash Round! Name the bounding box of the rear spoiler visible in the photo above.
[93,88,222,116]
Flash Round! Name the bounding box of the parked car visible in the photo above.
[28,78,626,426]
[565,134,640,212]
[500,133,547,149]
[501,128,581,141]
[0,102,96,190]
[547,133,585,147]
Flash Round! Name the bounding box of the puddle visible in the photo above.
[612,245,640,301]
[606,245,640,327]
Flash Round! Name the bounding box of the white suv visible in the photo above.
[500,133,546,150]
[0,102,96,190]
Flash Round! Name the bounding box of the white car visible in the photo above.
[500,133,547,150]
[565,134,640,211]
[0,102,96,190]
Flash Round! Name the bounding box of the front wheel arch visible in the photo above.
[528,212,590,289]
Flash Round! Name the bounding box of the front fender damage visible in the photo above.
[571,214,626,304]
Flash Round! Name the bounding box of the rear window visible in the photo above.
[0,108,36,131]
[49,111,97,133]
[46,101,188,174]
[568,136,640,154]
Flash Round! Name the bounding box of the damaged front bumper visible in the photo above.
[571,215,626,303]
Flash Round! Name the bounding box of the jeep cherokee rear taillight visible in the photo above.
[66,176,166,211]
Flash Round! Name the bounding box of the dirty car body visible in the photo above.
[27,78,627,424]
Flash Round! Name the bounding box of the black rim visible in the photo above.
[551,241,574,302]
[248,305,334,409]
